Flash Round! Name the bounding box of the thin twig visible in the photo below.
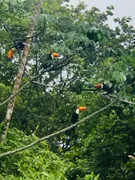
[0,102,114,158]
[109,94,135,105]
[33,81,96,92]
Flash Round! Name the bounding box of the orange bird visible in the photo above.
[8,49,14,60]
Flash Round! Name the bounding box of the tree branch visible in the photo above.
[0,59,71,106]
[0,70,42,106]
[0,101,114,158]
[0,82,29,106]
[109,94,135,105]
[32,81,96,92]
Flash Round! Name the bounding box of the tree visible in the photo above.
[0,0,135,179]
[0,0,45,142]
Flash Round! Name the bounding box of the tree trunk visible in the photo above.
[0,0,43,143]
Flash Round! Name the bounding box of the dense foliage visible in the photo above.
[0,0,135,179]
[0,128,68,180]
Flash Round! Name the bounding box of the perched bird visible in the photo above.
[15,42,27,50]
[66,106,87,140]
[95,82,115,94]
[71,106,87,124]
[48,52,64,60]
[8,42,27,60]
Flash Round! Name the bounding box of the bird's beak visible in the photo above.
[95,83,102,89]
[78,106,87,111]
[52,52,60,57]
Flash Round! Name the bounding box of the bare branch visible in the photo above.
[33,81,70,91]
[33,81,96,92]
[109,94,135,105]
[0,101,114,158]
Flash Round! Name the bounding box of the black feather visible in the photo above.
[71,112,79,124]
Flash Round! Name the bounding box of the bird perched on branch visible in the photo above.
[8,42,27,60]
[71,106,87,124]
[41,52,64,69]
[67,106,87,140]
[95,82,115,94]
[65,106,87,146]
[48,52,64,60]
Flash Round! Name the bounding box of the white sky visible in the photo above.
[67,0,135,28]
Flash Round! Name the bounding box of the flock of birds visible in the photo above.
[7,42,115,123]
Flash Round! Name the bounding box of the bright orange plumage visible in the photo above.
[8,49,14,60]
